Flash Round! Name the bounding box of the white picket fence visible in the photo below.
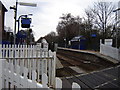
[55,77,81,89]
[0,43,82,89]
[0,43,56,89]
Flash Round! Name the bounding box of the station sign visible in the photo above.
[21,18,31,28]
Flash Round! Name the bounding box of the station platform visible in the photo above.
[58,47,119,64]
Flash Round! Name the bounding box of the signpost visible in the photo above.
[21,18,31,28]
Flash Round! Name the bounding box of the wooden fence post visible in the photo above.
[0,59,5,89]
[31,70,37,88]
[16,65,20,88]
[118,47,120,62]
[5,60,9,88]
[0,44,3,89]
[10,63,14,87]
[48,58,52,86]
[37,59,40,82]
[48,50,56,87]
[23,67,28,88]
[52,52,56,88]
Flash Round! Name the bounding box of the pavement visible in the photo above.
[56,57,63,69]
[69,66,86,74]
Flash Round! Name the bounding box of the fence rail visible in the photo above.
[1,44,49,58]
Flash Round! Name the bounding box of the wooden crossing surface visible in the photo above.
[61,65,120,89]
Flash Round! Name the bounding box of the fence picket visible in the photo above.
[16,65,20,88]
[3,45,5,58]
[6,79,9,88]
[23,67,28,88]
[0,44,2,58]
[31,70,37,88]
[42,73,48,88]
[51,52,56,87]
[48,59,52,86]
[37,59,40,82]
[6,45,8,58]
[9,63,14,87]
[56,77,62,89]
[44,59,47,75]
[0,59,4,89]
[72,82,81,89]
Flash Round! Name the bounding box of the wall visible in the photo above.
[100,44,120,61]
[0,2,2,42]
[118,1,120,21]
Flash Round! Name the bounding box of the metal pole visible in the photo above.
[18,15,25,33]
[65,26,66,48]
[13,0,18,45]
[18,19,20,32]
[115,11,118,48]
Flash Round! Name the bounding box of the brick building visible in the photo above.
[118,1,120,21]
[0,1,7,42]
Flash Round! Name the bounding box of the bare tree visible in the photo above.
[89,1,115,43]
[85,9,94,30]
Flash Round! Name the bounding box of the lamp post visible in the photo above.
[64,38,66,48]
[113,8,120,48]
[10,0,37,45]
[10,0,18,45]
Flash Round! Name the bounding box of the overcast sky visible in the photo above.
[1,0,120,41]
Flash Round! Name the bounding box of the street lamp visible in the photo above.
[113,8,120,12]
[113,8,120,48]
[18,2,37,7]
[10,0,37,45]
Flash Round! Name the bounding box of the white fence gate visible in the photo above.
[0,43,56,89]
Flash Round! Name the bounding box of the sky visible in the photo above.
[1,0,120,41]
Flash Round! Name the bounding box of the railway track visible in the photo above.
[56,48,116,77]
[56,48,119,89]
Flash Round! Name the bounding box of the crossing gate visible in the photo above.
[0,43,56,89]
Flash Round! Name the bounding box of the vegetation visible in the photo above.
[42,1,119,49]
[2,27,35,45]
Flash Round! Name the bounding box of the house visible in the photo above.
[118,1,120,21]
[0,1,7,43]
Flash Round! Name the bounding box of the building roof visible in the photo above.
[0,1,8,12]
[71,35,86,42]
